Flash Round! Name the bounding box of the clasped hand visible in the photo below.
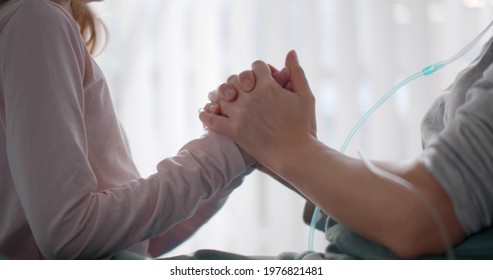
[199,50,317,171]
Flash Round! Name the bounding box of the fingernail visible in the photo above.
[225,88,235,99]
[242,78,253,91]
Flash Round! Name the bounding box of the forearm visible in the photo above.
[268,137,464,257]
[148,172,252,257]
[258,165,318,225]
[148,192,229,257]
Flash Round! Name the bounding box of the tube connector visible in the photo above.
[422,61,446,76]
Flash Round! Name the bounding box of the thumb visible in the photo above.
[199,111,233,139]
[285,50,310,94]
[286,50,317,137]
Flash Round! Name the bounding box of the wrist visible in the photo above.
[266,135,322,176]
[237,145,258,168]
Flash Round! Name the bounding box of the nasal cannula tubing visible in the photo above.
[308,19,493,255]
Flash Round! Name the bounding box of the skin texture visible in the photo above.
[201,50,465,258]
[205,61,319,223]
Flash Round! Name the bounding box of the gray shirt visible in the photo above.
[420,37,493,235]
[318,37,493,260]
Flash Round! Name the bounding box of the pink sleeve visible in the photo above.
[147,170,254,257]
[1,1,246,259]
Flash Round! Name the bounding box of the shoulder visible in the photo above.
[1,0,86,60]
[0,0,90,96]
[1,0,79,38]
[7,0,69,18]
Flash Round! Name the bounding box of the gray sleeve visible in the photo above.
[420,63,493,235]
[420,91,449,148]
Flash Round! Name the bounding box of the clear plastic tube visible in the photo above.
[308,19,493,252]
[442,20,493,66]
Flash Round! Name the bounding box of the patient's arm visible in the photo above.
[271,139,465,258]
[257,165,319,225]
[202,52,465,258]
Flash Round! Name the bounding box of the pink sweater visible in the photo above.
[0,0,247,259]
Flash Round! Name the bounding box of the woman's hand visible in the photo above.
[204,57,293,116]
[203,52,319,223]
[202,52,299,168]
[199,50,317,170]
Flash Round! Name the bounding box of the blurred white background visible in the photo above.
[89,0,493,258]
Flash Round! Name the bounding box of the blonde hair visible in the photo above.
[0,0,106,54]
[70,1,106,54]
